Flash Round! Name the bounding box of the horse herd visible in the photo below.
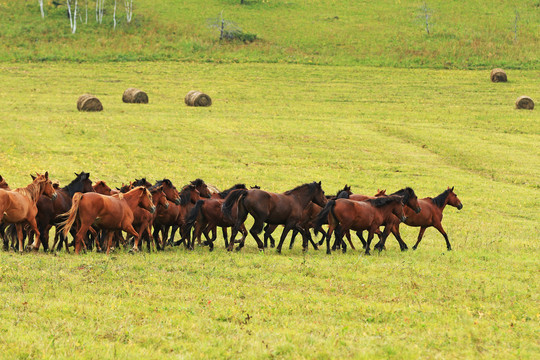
[0,172,463,256]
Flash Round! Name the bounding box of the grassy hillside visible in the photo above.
[0,0,539,68]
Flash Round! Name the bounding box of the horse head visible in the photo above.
[191,178,211,198]
[447,186,463,210]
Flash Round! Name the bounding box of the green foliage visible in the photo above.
[0,0,538,68]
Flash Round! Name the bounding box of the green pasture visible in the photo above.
[1,0,539,68]
[0,62,538,358]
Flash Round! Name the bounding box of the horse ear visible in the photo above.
[30,174,36,180]
[45,171,49,179]
[75,172,79,176]
[451,186,454,191]
[318,181,321,186]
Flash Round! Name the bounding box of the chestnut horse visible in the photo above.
[315,195,406,255]
[130,184,169,251]
[386,187,463,251]
[0,172,57,252]
[222,182,327,252]
[29,172,94,252]
[190,179,212,199]
[93,180,113,195]
[61,186,155,254]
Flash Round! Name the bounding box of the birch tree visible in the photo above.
[96,0,105,24]
[67,0,78,34]
[124,0,133,23]
[38,0,45,18]
[113,0,117,29]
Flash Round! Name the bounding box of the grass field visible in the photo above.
[1,0,539,68]
[0,62,538,358]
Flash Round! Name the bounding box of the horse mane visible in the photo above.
[284,182,317,195]
[148,183,163,194]
[155,179,174,188]
[367,195,403,207]
[15,178,43,202]
[391,187,415,205]
[431,189,451,208]
[179,184,196,205]
[219,183,246,198]
[190,178,205,187]
[133,178,151,187]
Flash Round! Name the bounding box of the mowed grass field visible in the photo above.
[0,62,539,359]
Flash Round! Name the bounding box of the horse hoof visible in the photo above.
[447,247,452,251]
[326,250,331,255]
[209,247,214,252]
[276,248,281,254]
[313,246,319,251]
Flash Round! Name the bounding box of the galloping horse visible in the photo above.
[393,187,462,251]
[29,172,94,252]
[0,173,57,252]
[61,186,155,254]
[265,185,353,250]
[222,182,327,252]
[315,195,406,255]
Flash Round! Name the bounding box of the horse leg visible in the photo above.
[365,231,375,255]
[432,222,451,250]
[276,222,295,254]
[345,230,355,251]
[222,227,229,249]
[356,231,367,249]
[16,224,25,253]
[167,225,177,246]
[412,227,427,250]
[289,228,298,250]
[105,232,115,255]
[392,225,408,251]
[246,217,265,252]
[25,217,41,252]
[325,225,335,255]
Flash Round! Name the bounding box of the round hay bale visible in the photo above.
[185,90,212,107]
[515,96,534,110]
[122,88,149,104]
[77,94,103,112]
[490,68,507,82]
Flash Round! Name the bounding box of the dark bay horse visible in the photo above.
[190,179,212,199]
[222,182,327,252]
[265,185,353,250]
[29,172,94,252]
[211,184,247,199]
[154,184,200,249]
[184,198,249,251]
[397,187,462,251]
[315,195,406,255]
[61,186,155,254]
[0,173,57,252]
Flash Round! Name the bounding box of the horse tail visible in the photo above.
[185,200,204,232]
[314,199,336,235]
[60,192,83,237]
[222,189,248,220]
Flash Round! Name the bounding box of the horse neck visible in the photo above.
[287,185,315,208]
[17,181,44,203]
[122,189,143,209]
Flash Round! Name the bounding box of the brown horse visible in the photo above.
[351,187,422,251]
[265,185,353,250]
[0,172,57,252]
[315,195,406,255]
[392,187,463,251]
[29,172,94,252]
[154,184,200,249]
[184,198,249,251]
[93,180,113,195]
[190,179,212,199]
[222,182,327,252]
[61,186,155,254]
[130,184,169,252]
